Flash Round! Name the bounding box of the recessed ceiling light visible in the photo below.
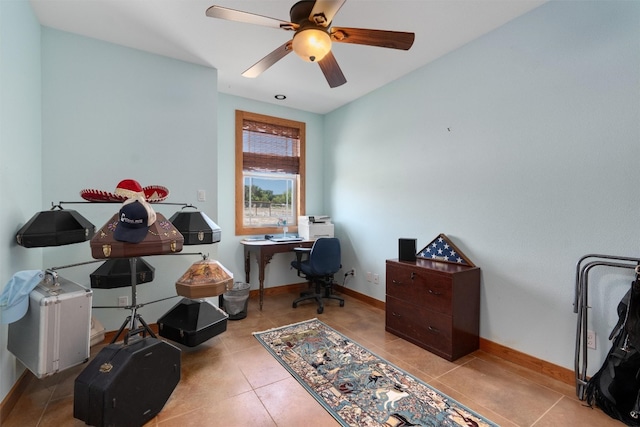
[274,94,286,100]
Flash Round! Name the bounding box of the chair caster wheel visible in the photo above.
[340,301,345,307]
[317,307,324,314]
[292,302,297,308]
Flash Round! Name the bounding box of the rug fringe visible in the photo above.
[252,318,319,335]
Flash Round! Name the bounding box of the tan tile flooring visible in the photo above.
[4,291,624,426]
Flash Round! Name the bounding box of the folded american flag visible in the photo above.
[417,234,474,266]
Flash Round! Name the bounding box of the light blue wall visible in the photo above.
[0,0,42,404]
[38,28,219,337]
[215,94,325,291]
[325,1,640,371]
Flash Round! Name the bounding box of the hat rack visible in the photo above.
[53,200,193,208]
[17,195,223,345]
[10,179,232,422]
[52,201,222,246]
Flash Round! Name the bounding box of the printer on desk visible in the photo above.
[298,216,334,240]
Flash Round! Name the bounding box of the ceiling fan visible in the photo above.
[205,0,415,88]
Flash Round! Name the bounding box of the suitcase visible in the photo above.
[158,298,228,347]
[16,208,95,247]
[90,257,155,289]
[7,276,92,378]
[74,337,181,427]
[90,212,184,259]
[174,258,232,299]
[168,209,221,245]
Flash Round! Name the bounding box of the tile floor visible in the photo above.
[3,291,624,426]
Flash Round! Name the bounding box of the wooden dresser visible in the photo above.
[385,258,481,361]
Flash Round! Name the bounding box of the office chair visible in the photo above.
[291,237,344,314]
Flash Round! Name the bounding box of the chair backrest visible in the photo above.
[308,238,341,276]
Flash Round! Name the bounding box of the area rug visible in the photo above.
[254,318,499,427]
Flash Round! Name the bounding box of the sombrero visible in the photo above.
[80,179,169,203]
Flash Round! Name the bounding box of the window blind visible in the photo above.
[242,119,300,174]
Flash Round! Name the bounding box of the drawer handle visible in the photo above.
[392,279,403,285]
[392,312,402,317]
[410,272,416,280]
[428,289,442,296]
[428,326,440,334]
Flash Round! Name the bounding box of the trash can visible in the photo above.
[222,282,250,320]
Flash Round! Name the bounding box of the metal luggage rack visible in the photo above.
[574,253,640,400]
[48,252,209,345]
[22,196,220,346]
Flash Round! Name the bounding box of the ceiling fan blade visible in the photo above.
[242,41,293,78]
[309,0,346,26]
[318,51,346,88]
[330,27,415,50]
[206,5,297,31]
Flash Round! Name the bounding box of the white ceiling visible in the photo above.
[29,0,546,114]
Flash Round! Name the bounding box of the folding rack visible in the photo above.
[574,253,640,399]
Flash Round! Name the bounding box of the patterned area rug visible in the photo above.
[254,318,498,427]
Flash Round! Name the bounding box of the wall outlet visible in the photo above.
[587,330,596,350]
[366,272,372,282]
[345,268,355,277]
[373,274,379,284]
[118,296,129,307]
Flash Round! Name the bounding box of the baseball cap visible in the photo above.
[0,270,45,324]
[114,198,157,243]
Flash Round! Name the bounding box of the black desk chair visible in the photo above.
[291,237,344,314]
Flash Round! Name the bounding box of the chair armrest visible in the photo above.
[293,247,311,277]
[293,247,311,262]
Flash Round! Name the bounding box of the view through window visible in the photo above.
[235,110,306,235]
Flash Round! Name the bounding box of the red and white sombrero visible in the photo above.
[80,179,169,203]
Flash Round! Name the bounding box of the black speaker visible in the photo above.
[399,238,417,262]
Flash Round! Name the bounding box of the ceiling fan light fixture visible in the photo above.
[292,28,331,62]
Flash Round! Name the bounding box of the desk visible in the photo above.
[241,239,314,310]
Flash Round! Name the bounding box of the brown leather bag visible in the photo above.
[90,213,184,259]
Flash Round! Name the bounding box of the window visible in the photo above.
[235,110,305,235]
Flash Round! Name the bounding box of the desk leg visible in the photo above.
[244,247,251,284]
[242,243,309,311]
[258,254,265,311]
[244,247,264,310]
[257,253,276,311]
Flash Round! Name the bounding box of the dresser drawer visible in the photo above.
[386,295,453,359]
[386,262,452,315]
[385,259,481,361]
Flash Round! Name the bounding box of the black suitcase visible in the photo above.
[16,208,95,247]
[158,298,228,347]
[90,258,155,289]
[73,337,181,427]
